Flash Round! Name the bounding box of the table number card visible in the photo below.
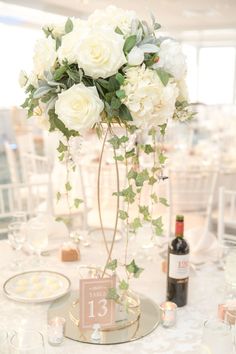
[79,275,116,330]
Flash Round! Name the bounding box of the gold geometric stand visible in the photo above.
[48,291,160,345]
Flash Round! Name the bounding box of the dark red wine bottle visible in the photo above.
[167,215,190,307]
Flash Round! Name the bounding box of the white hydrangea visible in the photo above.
[153,39,187,80]
[121,65,179,128]
[88,5,137,35]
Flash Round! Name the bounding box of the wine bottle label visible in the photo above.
[169,254,189,279]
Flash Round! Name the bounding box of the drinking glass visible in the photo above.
[27,221,48,266]
[8,222,27,270]
[0,329,9,354]
[225,247,236,287]
[9,330,45,354]
[202,319,234,354]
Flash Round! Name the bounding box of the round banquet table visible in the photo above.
[0,237,225,354]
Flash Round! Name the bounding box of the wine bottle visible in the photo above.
[167,215,190,307]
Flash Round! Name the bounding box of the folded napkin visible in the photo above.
[185,227,219,264]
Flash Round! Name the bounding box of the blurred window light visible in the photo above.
[198,47,236,104]
[182,44,198,102]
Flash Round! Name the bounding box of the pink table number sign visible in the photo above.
[79,275,116,330]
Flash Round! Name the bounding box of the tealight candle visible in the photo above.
[160,301,177,328]
[48,317,66,346]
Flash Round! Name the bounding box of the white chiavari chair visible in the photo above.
[0,182,54,236]
[167,169,218,239]
[218,187,236,244]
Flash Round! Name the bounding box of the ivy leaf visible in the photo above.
[118,210,128,220]
[159,197,169,207]
[57,140,68,153]
[135,169,149,187]
[120,136,129,144]
[152,217,164,236]
[151,193,158,203]
[125,148,135,159]
[119,104,133,121]
[65,18,73,34]
[127,168,138,180]
[115,73,125,85]
[119,279,129,291]
[122,185,136,204]
[149,176,157,185]
[126,259,144,278]
[123,35,137,53]
[114,155,124,161]
[144,144,154,154]
[156,68,171,86]
[107,287,119,301]
[54,66,67,81]
[56,191,61,202]
[139,205,151,221]
[159,123,167,136]
[65,182,72,191]
[159,152,167,165]
[130,217,142,231]
[108,136,120,149]
[106,259,118,271]
[74,198,83,208]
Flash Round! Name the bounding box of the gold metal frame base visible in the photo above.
[48,291,160,345]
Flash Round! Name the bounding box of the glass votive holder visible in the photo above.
[48,317,66,346]
[160,301,177,328]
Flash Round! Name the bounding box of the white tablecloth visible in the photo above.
[0,238,225,354]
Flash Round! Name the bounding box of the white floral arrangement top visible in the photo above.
[21,5,192,136]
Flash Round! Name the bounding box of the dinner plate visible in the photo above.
[3,271,71,303]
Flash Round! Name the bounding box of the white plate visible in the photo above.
[3,271,71,303]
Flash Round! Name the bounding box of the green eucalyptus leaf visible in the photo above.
[156,68,171,86]
[115,73,125,85]
[116,89,126,99]
[65,18,73,34]
[123,35,137,54]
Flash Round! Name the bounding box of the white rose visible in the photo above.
[58,20,89,64]
[88,5,137,35]
[76,29,126,79]
[55,83,104,132]
[127,46,144,66]
[33,37,57,78]
[122,65,179,128]
[153,39,187,80]
[19,70,28,88]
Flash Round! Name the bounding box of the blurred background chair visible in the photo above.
[218,187,236,245]
[167,169,218,239]
[0,181,54,236]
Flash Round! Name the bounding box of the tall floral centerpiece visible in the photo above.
[21,6,193,299]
